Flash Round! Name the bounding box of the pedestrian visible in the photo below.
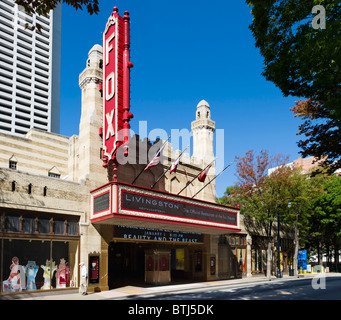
[79,262,88,295]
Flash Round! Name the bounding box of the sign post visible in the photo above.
[297,249,307,273]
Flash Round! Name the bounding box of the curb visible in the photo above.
[5,273,340,300]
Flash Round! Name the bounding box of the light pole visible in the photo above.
[277,209,282,278]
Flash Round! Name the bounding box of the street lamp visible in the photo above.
[277,209,282,278]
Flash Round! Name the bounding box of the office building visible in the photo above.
[0,0,61,136]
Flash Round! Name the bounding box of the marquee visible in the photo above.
[90,182,241,235]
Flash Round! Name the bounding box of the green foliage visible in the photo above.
[15,0,100,31]
[247,0,341,172]
[291,99,341,172]
[246,0,341,120]
[312,175,341,238]
[282,167,322,245]
[216,186,239,206]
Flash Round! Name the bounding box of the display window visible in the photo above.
[252,248,266,273]
[1,238,78,293]
[237,248,247,274]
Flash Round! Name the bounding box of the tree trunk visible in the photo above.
[334,242,339,272]
[267,240,272,280]
[318,243,323,265]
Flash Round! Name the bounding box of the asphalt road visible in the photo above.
[125,276,341,300]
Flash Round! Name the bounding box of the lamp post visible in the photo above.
[277,209,282,278]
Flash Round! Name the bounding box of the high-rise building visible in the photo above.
[0,0,61,136]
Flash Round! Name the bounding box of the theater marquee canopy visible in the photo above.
[90,182,241,235]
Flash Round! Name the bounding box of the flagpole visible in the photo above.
[191,162,232,199]
[131,136,170,185]
[177,158,216,195]
[151,145,189,189]
[183,167,193,196]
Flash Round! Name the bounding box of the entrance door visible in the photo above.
[171,248,185,281]
[108,242,145,289]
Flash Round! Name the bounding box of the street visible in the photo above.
[122,275,341,300]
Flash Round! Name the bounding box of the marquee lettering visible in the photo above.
[105,31,115,65]
[105,71,115,101]
[105,109,115,140]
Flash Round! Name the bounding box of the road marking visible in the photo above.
[279,291,292,295]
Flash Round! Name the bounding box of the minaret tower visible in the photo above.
[191,100,215,165]
[78,44,106,188]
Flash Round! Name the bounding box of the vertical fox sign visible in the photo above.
[102,7,133,174]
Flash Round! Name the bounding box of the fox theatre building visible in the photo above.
[0,7,248,295]
[87,7,248,290]
[83,7,246,290]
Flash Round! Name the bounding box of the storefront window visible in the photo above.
[1,238,78,293]
[38,218,50,234]
[53,219,65,235]
[52,241,78,289]
[237,248,246,274]
[5,215,20,232]
[2,239,50,292]
[252,248,267,273]
[22,216,35,233]
[67,220,79,236]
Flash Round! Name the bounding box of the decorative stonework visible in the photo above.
[79,77,102,90]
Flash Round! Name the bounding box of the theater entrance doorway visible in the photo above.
[108,241,193,289]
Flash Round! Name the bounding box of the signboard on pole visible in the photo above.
[297,249,307,271]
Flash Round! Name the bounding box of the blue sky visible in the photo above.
[60,1,303,197]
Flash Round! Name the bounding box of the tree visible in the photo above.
[246,0,341,120]
[283,167,321,276]
[216,186,239,206]
[15,0,99,31]
[308,174,341,269]
[232,150,292,280]
[291,99,341,172]
[246,0,341,169]
[16,0,99,16]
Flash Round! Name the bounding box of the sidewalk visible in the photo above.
[3,273,334,300]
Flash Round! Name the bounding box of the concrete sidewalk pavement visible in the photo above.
[3,273,334,300]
